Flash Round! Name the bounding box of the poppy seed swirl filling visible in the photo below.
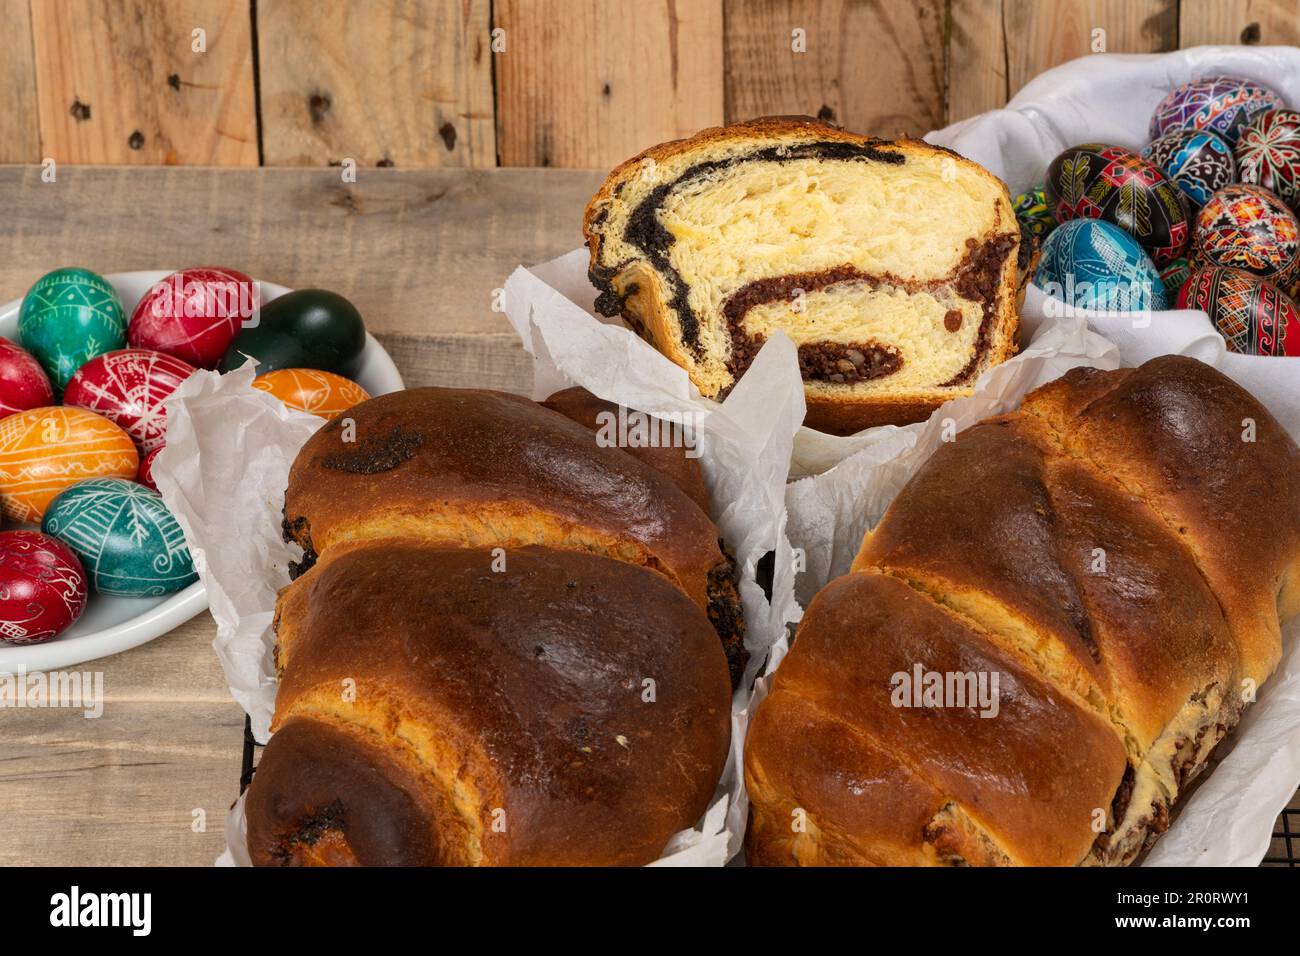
[587,130,1021,414]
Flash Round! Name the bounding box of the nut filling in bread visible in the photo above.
[584,118,1023,434]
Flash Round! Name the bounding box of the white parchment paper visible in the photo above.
[502,249,807,865]
[776,47,1300,867]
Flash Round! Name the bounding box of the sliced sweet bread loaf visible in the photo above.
[584,117,1026,434]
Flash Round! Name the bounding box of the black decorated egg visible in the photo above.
[41,477,197,596]
[1193,184,1300,298]
[1178,266,1300,356]
[1141,129,1235,209]
[1235,109,1300,217]
[1149,76,1285,146]
[1046,143,1189,265]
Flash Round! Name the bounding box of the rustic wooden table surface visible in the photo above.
[0,164,1296,867]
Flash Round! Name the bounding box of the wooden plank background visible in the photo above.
[0,0,1296,169]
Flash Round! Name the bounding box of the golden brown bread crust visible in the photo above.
[540,385,711,514]
[249,545,731,866]
[745,572,1128,867]
[746,356,1300,866]
[1020,356,1300,688]
[854,415,1237,748]
[583,117,1023,434]
[282,386,747,680]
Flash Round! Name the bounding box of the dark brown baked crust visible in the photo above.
[249,545,731,867]
[540,385,711,514]
[282,386,746,680]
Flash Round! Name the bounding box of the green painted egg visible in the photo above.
[1013,187,1056,240]
[18,268,127,393]
[41,477,197,597]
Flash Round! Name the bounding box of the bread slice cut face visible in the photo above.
[584,118,1024,435]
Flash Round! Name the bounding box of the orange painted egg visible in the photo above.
[251,368,370,419]
[0,407,139,522]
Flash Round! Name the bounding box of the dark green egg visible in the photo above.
[219,289,366,376]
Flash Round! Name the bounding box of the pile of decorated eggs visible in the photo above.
[1027,74,1300,356]
[0,265,371,644]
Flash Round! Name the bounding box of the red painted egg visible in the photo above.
[0,338,54,418]
[1193,184,1300,297]
[138,446,161,490]
[1178,265,1300,356]
[128,267,259,368]
[63,349,197,455]
[0,530,87,645]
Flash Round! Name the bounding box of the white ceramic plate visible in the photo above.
[0,270,404,671]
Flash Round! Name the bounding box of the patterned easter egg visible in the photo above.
[128,267,259,369]
[0,407,138,523]
[1178,266,1300,356]
[1235,109,1300,217]
[1193,184,1300,297]
[0,338,53,418]
[42,478,197,597]
[0,530,87,645]
[1149,76,1285,146]
[1033,219,1167,312]
[1159,256,1194,300]
[1141,129,1235,209]
[63,349,197,455]
[1013,187,1055,241]
[1046,143,1189,265]
[251,368,370,419]
[18,268,127,393]
[137,446,161,491]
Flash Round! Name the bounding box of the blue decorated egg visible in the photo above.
[1034,219,1167,312]
[41,477,197,596]
[1141,129,1236,209]
[18,268,127,393]
[1149,76,1285,146]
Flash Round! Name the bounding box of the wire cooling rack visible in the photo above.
[1263,799,1300,866]
[238,715,1300,866]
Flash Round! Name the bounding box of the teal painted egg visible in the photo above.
[41,477,196,596]
[1034,219,1167,312]
[18,268,127,393]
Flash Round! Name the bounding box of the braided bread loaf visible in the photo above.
[746,356,1300,866]
[246,387,736,866]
